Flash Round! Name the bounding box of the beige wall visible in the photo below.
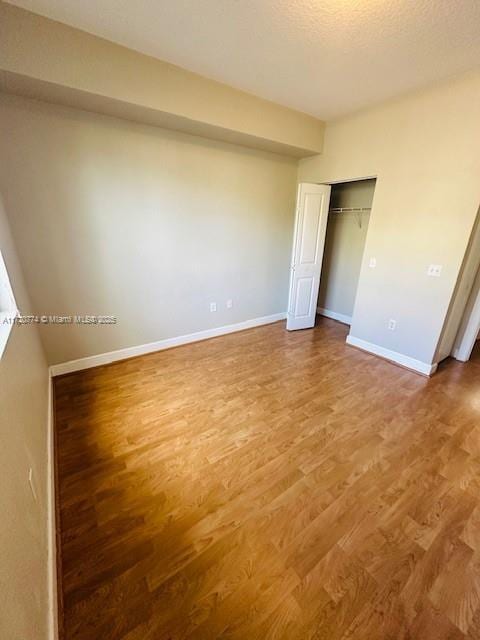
[318,180,375,320]
[300,71,480,366]
[0,195,49,638]
[0,93,297,365]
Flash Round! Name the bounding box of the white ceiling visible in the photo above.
[6,0,480,120]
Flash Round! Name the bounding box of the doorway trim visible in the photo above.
[453,274,480,361]
[316,173,378,330]
[323,174,377,186]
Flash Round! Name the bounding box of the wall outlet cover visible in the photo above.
[427,264,442,277]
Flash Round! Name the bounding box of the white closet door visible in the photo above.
[286,183,331,330]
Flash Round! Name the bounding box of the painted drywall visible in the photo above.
[0,93,297,365]
[299,71,480,366]
[0,195,49,638]
[0,1,324,157]
[318,180,375,321]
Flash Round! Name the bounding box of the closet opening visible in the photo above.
[439,204,480,366]
[317,178,376,326]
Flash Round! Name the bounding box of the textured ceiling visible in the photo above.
[6,0,480,119]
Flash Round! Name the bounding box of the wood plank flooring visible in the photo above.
[54,317,480,639]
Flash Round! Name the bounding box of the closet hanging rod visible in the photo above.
[329,206,371,213]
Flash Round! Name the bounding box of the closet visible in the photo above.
[317,178,376,325]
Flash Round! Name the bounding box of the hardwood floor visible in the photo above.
[54,317,480,640]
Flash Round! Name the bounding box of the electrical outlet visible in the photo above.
[388,319,397,331]
[369,257,377,268]
[427,264,442,277]
[209,302,217,312]
[28,467,37,502]
[226,299,233,309]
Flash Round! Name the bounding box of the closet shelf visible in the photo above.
[329,207,371,213]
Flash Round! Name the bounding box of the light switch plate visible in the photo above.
[369,257,377,268]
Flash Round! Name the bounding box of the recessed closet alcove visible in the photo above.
[317,178,376,325]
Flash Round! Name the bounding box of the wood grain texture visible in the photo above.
[54,319,480,639]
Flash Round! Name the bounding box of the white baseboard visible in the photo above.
[47,373,59,639]
[49,312,287,377]
[317,307,352,326]
[346,335,437,377]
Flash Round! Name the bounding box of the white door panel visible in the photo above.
[287,183,331,331]
[294,277,315,318]
[298,194,322,264]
